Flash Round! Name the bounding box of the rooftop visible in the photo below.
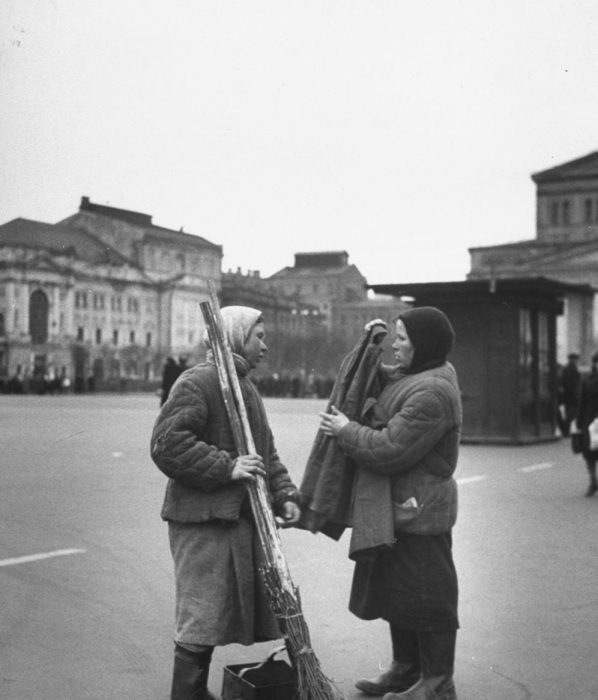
[0,218,130,265]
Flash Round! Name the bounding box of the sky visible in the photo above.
[2,1,598,286]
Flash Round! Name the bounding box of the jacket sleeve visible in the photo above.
[150,373,235,491]
[337,387,451,475]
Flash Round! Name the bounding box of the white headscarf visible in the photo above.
[205,305,263,358]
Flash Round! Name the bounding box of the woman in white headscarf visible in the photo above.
[151,306,301,700]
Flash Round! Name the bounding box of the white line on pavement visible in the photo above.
[0,548,87,568]
[519,462,554,473]
[457,475,487,485]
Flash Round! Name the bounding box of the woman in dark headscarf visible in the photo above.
[319,306,462,700]
[151,306,301,700]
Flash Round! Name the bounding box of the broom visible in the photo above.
[200,286,343,700]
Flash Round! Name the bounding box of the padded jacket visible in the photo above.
[337,362,462,535]
[150,359,299,523]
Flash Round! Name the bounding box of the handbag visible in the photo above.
[222,646,296,700]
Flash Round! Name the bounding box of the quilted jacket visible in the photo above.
[337,362,462,535]
[150,359,299,523]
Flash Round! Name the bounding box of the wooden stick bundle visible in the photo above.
[200,287,342,700]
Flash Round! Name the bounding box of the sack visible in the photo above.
[571,432,584,454]
[222,646,296,700]
[589,419,598,451]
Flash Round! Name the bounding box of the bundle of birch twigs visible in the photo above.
[200,286,342,700]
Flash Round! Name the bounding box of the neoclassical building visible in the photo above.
[469,150,598,362]
[267,250,405,359]
[0,197,222,390]
[0,198,405,392]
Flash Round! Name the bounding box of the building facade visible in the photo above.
[0,197,222,391]
[468,151,598,363]
[268,251,369,328]
[221,267,329,375]
[0,198,405,393]
[267,250,406,365]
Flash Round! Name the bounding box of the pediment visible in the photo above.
[532,151,598,183]
[19,252,72,275]
[532,241,598,268]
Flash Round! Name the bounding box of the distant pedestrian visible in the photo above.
[160,357,182,407]
[557,353,581,437]
[576,352,598,497]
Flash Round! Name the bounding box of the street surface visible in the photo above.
[1,394,598,699]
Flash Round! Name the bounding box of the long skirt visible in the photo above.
[168,518,280,647]
[349,531,459,632]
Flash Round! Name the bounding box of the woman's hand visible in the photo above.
[275,501,301,528]
[319,405,350,436]
[231,454,266,482]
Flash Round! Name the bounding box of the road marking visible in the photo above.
[457,475,487,485]
[0,548,86,568]
[519,462,554,473]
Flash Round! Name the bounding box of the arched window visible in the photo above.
[29,290,49,344]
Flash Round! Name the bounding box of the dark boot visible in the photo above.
[355,627,420,696]
[417,631,456,699]
[382,676,456,699]
[383,631,457,700]
[171,644,213,700]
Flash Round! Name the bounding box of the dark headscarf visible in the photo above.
[397,306,455,374]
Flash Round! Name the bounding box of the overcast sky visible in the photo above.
[2,1,598,285]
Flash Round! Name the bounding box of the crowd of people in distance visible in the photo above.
[161,361,336,404]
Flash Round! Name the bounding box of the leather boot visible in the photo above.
[355,660,421,696]
[170,644,213,700]
[356,627,420,696]
[382,630,457,700]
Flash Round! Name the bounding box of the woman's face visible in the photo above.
[392,319,415,370]
[243,322,267,369]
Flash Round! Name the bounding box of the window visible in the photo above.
[129,330,136,344]
[75,291,88,309]
[77,327,84,341]
[550,201,559,225]
[93,293,105,310]
[112,329,119,346]
[146,332,152,347]
[95,328,102,345]
[562,200,570,225]
[127,297,139,313]
[585,198,593,223]
[0,312,4,336]
[29,290,49,344]
[111,295,122,312]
